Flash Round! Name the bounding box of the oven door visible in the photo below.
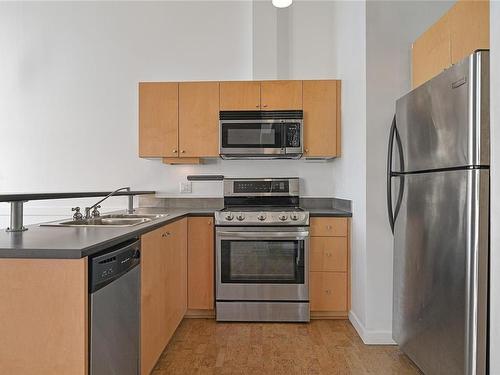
[216,227,309,301]
[219,120,284,157]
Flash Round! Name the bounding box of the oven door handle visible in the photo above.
[217,231,309,240]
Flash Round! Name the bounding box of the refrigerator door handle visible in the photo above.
[387,115,405,233]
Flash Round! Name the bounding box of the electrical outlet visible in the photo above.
[179,181,192,194]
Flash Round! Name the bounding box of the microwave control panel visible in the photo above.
[285,123,301,148]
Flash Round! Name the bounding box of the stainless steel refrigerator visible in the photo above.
[388,50,489,375]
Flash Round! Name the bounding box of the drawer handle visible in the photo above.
[325,252,332,257]
[325,289,332,295]
[162,232,170,238]
[326,225,332,230]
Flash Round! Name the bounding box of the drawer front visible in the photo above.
[310,272,347,312]
[310,217,347,237]
[310,237,348,272]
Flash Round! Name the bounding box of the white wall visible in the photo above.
[490,1,499,372]
[0,0,345,227]
[363,0,453,342]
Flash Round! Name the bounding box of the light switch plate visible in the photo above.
[179,181,192,193]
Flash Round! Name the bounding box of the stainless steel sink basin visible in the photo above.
[100,213,169,220]
[50,217,152,227]
[41,213,168,227]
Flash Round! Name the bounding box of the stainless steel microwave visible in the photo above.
[219,110,303,159]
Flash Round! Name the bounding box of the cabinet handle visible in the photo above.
[162,232,170,238]
[327,225,332,230]
[305,148,309,153]
[255,104,260,108]
[263,104,268,108]
[326,252,332,257]
[325,290,332,295]
[181,150,186,154]
[173,149,178,153]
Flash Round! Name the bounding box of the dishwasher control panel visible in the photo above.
[89,238,140,292]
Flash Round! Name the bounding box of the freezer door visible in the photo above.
[395,50,489,172]
[393,169,488,375]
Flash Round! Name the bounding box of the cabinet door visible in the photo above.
[310,218,348,237]
[310,272,348,312]
[220,81,261,110]
[164,219,188,344]
[141,226,169,375]
[139,82,179,158]
[188,217,214,310]
[449,0,489,64]
[412,12,452,88]
[260,80,302,110]
[303,80,340,157]
[310,237,348,272]
[179,82,220,157]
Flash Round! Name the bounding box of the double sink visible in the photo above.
[42,213,169,228]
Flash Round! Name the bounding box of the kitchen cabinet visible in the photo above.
[220,81,261,110]
[0,258,88,375]
[412,0,489,88]
[260,80,302,110]
[187,217,214,311]
[303,80,341,158]
[449,0,489,64]
[140,79,342,162]
[139,82,179,158]
[178,82,220,158]
[310,272,348,312]
[309,217,350,318]
[141,219,187,375]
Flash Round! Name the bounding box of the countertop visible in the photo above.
[0,206,351,259]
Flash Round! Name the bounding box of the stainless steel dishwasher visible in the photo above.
[89,239,141,375]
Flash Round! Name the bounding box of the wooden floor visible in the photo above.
[152,319,422,375]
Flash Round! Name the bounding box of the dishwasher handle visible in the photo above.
[89,238,140,293]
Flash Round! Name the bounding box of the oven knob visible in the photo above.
[225,213,234,221]
[257,213,267,221]
[279,213,288,221]
[236,213,245,221]
[290,213,299,221]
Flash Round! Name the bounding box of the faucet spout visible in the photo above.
[85,187,132,219]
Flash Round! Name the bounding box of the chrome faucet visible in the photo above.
[84,187,134,219]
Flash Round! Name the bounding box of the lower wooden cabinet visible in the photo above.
[141,218,187,375]
[187,216,214,310]
[309,217,350,318]
[310,271,348,312]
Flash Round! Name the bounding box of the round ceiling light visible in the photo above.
[272,0,292,8]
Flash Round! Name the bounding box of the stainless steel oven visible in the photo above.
[219,110,303,159]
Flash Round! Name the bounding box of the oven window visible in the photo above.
[220,240,305,284]
[221,123,282,148]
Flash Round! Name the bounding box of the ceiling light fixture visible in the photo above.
[272,0,292,8]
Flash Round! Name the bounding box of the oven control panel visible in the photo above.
[215,210,309,226]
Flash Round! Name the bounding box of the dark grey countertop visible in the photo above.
[308,208,352,217]
[0,206,351,259]
[0,208,215,259]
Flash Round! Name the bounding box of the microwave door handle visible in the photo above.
[296,247,301,266]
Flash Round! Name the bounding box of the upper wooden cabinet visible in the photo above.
[303,80,341,158]
[449,0,489,63]
[412,0,489,87]
[139,82,179,158]
[187,217,214,310]
[220,81,261,110]
[260,80,302,110]
[412,12,452,88]
[179,82,220,158]
[139,79,341,162]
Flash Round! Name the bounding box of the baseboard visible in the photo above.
[311,311,348,319]
[348,311,396,345]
